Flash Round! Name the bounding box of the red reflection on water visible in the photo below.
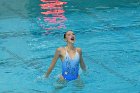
[40,0,67,32]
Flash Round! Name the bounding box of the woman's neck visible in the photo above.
[66,43,75,50]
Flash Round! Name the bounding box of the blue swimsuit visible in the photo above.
[61,47,80,81]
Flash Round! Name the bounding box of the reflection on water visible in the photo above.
[39,0,67,31]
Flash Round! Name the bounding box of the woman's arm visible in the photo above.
[45,48,61,78]
[79,48,86,71]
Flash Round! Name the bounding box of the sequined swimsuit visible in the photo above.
[61,47,80,81]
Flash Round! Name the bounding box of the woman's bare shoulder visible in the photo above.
[76,47,82,54]
[76,47,81,50]
[56,47,65,52]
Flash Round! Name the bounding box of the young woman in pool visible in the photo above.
[45,30,86,81]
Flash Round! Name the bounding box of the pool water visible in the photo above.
[0,0,140,93]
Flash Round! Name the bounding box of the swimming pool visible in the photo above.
[0,0,140,93]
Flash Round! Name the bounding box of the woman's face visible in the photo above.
[65,31,75,43]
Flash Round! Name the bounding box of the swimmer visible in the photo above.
[45,30,86,81]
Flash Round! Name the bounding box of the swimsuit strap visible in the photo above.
[65,46,78,60]
[65,46,68,52]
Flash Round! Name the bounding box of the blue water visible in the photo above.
[0,0,140,93]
